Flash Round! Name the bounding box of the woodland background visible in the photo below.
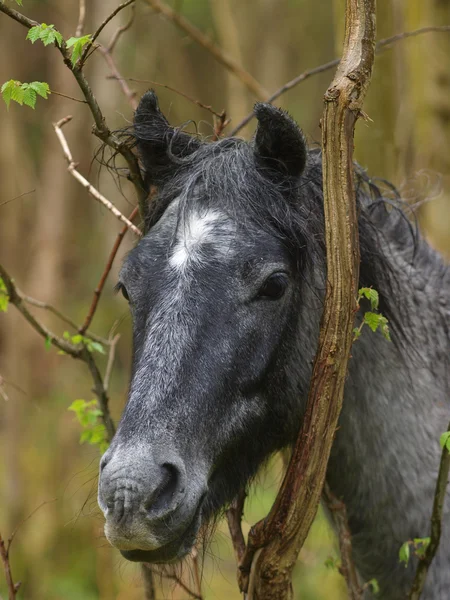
[0,0,449,598]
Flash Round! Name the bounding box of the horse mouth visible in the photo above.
[119,495,204,564]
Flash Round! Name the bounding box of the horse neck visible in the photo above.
[315,237,450,598]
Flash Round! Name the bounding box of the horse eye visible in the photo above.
[115,283,130,302]
[258,272,289,300]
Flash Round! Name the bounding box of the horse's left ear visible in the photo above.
[253,103,307,179]
[133,90,201,185]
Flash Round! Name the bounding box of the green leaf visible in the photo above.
[0,277,9,312]
[71,334,83,344]
[66,35,92,65]
[413,537,430,558]
[26,26,42,44]
[399,542,410,566]
[88,341,105,355]
[26,24,63,47]
[29,81,50,99]
[22,85,36,109]
[440,431,450,452]
[45,336,52,351]
[358,287,379,310]
[1,80,19,109]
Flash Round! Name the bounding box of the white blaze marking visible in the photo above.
[169,209,231,270]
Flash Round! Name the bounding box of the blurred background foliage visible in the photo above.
[0,0,449,598]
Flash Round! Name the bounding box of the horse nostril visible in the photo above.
[145,462,182,516]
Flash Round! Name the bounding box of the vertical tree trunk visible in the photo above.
[245,2,376,598]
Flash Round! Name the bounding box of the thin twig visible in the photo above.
[50,89,87,103]
[157,565,203,600]
[0,533,20,600]
[53,116,142,236]
[323,484,362,600]
[0,3,149,225]
[107,2,136,52]
[75,0,86,37]
[79,206,139,334]
[0,262,116,441]
[190,547,204,600]
[21,293,108,345]
[0,189,35,209]
[226,489,247,564]
[104,333,120,391]
[100,52,138,109]
[230,25,450,136]
[80,0,136,64]
[409,421,450,598]
[109,76,226,120]
[142,0,268,99]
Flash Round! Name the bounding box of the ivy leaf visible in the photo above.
[399,542,410,566]
[440,431,450,452]
[0,277,9,312]
[66,35,92,65]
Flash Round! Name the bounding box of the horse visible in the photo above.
[98,91,450,599]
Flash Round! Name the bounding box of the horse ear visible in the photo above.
[133,90,201,184]
[253,103,307,179]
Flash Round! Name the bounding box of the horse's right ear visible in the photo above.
[133,90,201,185]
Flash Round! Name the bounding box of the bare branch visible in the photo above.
[226,489,247,564]
[0,263,82,358]
[80,0,136,64]
[0,262,115,441]
[142,0,268,99]
[107,2,136,52]
[230,25,450,136]
[49,89,87,103]
[0,3,149,226]
[75,0,86,37]
[79,206,139,334]
[53,116,142,236]
[323,484,362,599]
[0,189,35,209]
[0,533,20,600]
[409,421,450,598]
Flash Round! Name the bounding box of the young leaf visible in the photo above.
[0,277,9,312]
[66,35,92,65]
[366,579,379,594]
[45,336,52,351]
[399,542,410,566]
[413,537,430,558]
[21,85,37,109]
[358,287,379,310]
[26,24,63,47]
[29,81,50,99]
[439,431,450,452]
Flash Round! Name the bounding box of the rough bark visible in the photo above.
[244,2,376,599]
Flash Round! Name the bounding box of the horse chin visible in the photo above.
[119,499,203,564]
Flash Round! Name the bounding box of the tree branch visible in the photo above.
[230,25,450,136]
[80,0,136,64]
[409,420,450,598]
[0,262,115,441]
[323,484,362,599]
[75,0,86,37]
[142,0,268,99]
[79,206,139,335]
[240,2,376,598]
[0,2,149,226]
[53,116,142,236]
[0,534,20,600]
